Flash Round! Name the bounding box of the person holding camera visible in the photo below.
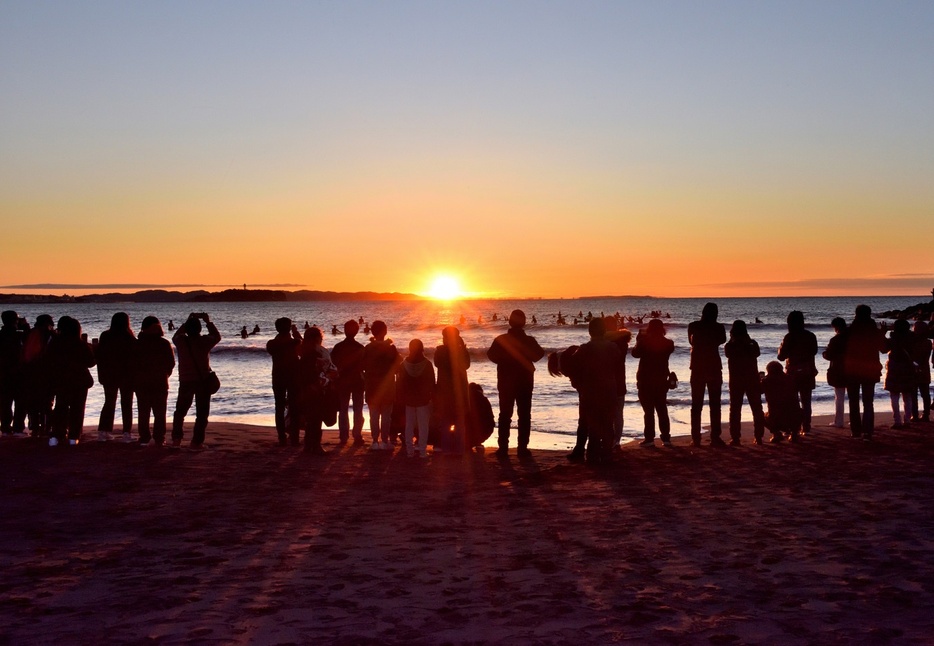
[172,312,221,449]
[632,318,675,447]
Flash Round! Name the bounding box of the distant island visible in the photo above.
[0,289,425,304]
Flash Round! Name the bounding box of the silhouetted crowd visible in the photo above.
[1,304,931,461]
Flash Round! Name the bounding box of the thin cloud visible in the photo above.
[2,283,305,290]
[701,275,934,291]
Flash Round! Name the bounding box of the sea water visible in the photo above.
[8,296,921,449]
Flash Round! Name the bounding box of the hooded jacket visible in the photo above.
[397,356,435,407]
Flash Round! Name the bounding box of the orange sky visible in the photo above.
[2,4,932,299]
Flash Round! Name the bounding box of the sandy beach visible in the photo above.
[2,413,934,645]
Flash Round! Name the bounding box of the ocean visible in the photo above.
[7,296,921,449]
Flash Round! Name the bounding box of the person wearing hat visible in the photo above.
[487,309,545,457]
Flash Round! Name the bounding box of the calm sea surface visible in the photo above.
[9,296,921,449]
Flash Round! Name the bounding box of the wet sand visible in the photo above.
[2,414,933,644]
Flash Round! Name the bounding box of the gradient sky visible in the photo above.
[2,1,932,298]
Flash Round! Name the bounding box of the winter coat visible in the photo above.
[331,336,365,391]
[266,332,301,387]
[363,339,401,406]
[434,341,470,418]
[822,333,847,388]
[173,322,221,384]
[778,330,818,391]
[96,329,137,387]
[397,357,435,408]
[724,337,761,387]
[133,330,175,392]
[632,332,675,392]
[47,336,96,394]
[884,332,918,393]
[687,319,725,382]
[843,318,885,384]
[487,328,545,388]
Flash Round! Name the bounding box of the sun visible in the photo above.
[427,275,463,301]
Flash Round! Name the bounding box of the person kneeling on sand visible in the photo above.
[760,361,801,443]
[396,339,434,458]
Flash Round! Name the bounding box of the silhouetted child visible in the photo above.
[760,361,801,443]
[396,339,434,458]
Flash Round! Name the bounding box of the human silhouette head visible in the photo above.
[831,317,846,332]
[730,320,749,339]
[183,316,202,336]
[441,325,461,346]
[370,320,387,340]
[786,310,805,332]
[914,320,929,335]
[275,317,292,334]
[701,302,719,322]
[141,316,164,336]
[588,317,606,339]
[35,314,53,330]
[893,319,910,335]
[408,338,424,359]
[855,304,872,321]
[765,360,784,377]
[304,326,323,346]
[603,316,618,332]
[110,312,131,334]
[508,310,526,328]
[1,311,16,327]
[57,316,81,339]
[344,319,360,338]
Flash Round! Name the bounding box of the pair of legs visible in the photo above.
[912,384,930,422]
[52,388,88,442]
[846,381,875,438]
[794,386,813,433]
[404,405,430,456]
[833,386,847,427]
[137,387,168,444]
[304,395,324,452]
[99,382,134,435]
[0,383,27,434]
[337,385,364,443]
[728,381,764,442]
[890,390,913,426]
[612,395,626,446]
[173,380,211,445]
[272,380,300,445]
[368,401,393,445]
[497,379,533,451]
[690,377,722,443]
[639,385,670,443]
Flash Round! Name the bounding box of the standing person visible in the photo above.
[822,317,849,428]
[331,319,366,446]
[911,321,932,422]
[843,305,885,440]
[687,302,726,447]
[567,318,622,463]
[21,315,55,437]
[487,309,545,458]
[298,327,337,455]
[171,312,221,449]
[434,325,470,455]
[724,320,765,445]
[883,319,917,429]
[95,312,137,442]
[396,339,435,458]
[266,317,303,446]
[604,316,632,450]
[760,361,801,442]
[133,316,175,447]
[0,311,28,437]
[777,311,818,437]
[363,320,400,450]
[631,318,675,447]
[47,316,96,446]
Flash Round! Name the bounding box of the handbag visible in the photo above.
[667,371,678,390]
[186,335,220,395]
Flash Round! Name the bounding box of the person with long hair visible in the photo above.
[47,316,96,446]
[133,316,175,447]
[299,326,338,455]
[96,312,137,441]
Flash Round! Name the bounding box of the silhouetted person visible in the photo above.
[777,310,818,437]
[331,320,366,446]
[761,361,801,442]
[252,324,260,335]
[688,302,726,447]
[133,316,175,447]
[240,326,249,339]
[566,318,622,463]
[167,320,175,331]
[911,321,932,422]
[21,315,54,437]
[397,339,434,458]
[632,319,675,447]
[299,326,337,455]
[172,312,221,449]
[95,312,137,442]
[434,326,470,455]
[604,316,632,450]
[843,305,885,440]
[548,345,586,461]
[48,316,96,446]
[724,320,765,445]
[488,309,544,458]
[363,320,400,450]
[884,319,917,429]
[0,311,28,436]
[822,317,848,428]
[266,317,302,446]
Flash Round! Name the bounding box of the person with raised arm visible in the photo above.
[632,319,675,448]
[171,312,221,449]
[266,317,303,446]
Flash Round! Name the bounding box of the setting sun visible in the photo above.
[427,275,463,300]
